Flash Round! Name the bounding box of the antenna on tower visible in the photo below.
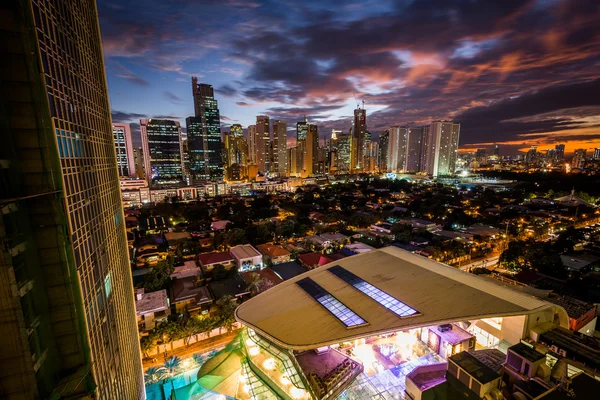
[353,92,360,109]
[362,99,365,110]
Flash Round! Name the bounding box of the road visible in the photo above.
[459,254,500,271]
[143,331,239,371]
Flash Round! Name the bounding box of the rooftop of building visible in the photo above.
[164,232,191,243]
[170,260,202,279]
[297,252,334,267]
[208,273,250,300]
[270,261,307,281]
[449,351,500,384]
[240,268,284,294]
[509,343,545,362]
[542,293,595,319]
[135,289,169,315]
[256,243,291,257]
[560,253,600,271]
[229,244,261,259]
[235,247,566,350]
[172,278,213,305]
[320,232,349,241]
[197,251,234,266]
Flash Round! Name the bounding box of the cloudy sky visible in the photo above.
[100,0,600,155]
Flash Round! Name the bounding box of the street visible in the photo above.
[459,253,500,271]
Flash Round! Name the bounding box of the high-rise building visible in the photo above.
[186,117,223,182]
[188,79,223,182]
[378,130,389,172]
[493,144,500,157]
[141,119,184,184]
[296,118,308,175]
[288,147,299,176]
[305,124,319,175]
[0,1,144,398]
[423,121,460,176]
[247,125,257,165]
[133,147,146,179]
[113,123,136,177]
[419,125,431,173]
[337,133,352,172]
[555,144,565,161]
[572,149,587,169]
[526,145,538,164]
[387,126,409,173]
[406,127,423,172]
[255,116,270,173]
[223,125,248,181]
[593,148,600,161]
[475,148,487,165]
[351,107,367,171]
[273,120,287,176]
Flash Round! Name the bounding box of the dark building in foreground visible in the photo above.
[0,0,144,399]
[189,79,223,182]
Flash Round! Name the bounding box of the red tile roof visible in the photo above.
[197,251,234,266]
[256,243,291,257]
[297,252,334,268]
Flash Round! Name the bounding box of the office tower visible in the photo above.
[188,79,223,182]
[475,148,487,165]
[113,123,136,177]
[387,126,409,173]
[351,107,367,171]
[133,147,146,179]
[365,140,379,172]
[247,125,257,164]
[423,121,460,176]
[255,116,270,173]
[593,148,600,161]
[378,130,389,172]
[405,127,423,172]
[296,118,308,174]
[572,149,587,169]
[224,124,248,180]
[555,144,565,161]
[0,1,144,399]
[305,123,319,175]
[186,117,223,182]
[419,125,431,173]
[141,119,184,184]
[526,145,538,164]
[493,144,500,157]
[273,120,287,176]
[181,134,190,182]
[337,133,352,172]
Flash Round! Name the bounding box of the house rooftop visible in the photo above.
[240,268,284,294]
[197,251,234,267]
[235,247,566,350]
[171,260,202,279]
[256,243,291,257]
[449,351,500,384]
[230,244,261,259]
[208,273,250,300]
[135,289,169,315]
[271,261,307,281]
[172,278,213,305]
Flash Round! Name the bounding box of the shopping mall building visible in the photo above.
[233,247,572,400]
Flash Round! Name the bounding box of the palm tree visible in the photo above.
[164,356,182,378]
[245,272,263,297]
[144,366,166,384]
[192,353,205,366]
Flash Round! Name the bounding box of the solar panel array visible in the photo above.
[296,277,367,327]
[328,265,419,317]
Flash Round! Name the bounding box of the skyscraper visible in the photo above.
[247,125,257,165]
[378,130,389,172]
[113,123,136,177]
[423,121,460,176]
[255,116,270,173]
[305,123,319,175]
[224,124,248,180]
[593,148,600,161]
[405,127,423,172]
[186,117,224,182]
[572,149,587,169]
[141,119,184,184]
[419,125,431,173]
[188,79,223,182]
[337,133,352,173]
[351,107,367,171]
[555,144,565,161]
[0,1,143,398]
[133,147,146,179]
[387,126,409,173]
[273,120,288,176]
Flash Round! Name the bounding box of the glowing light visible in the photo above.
[249,346,260,356]
[280,375,291,385]
[239,374,247,383]
[460,170,469,177]
[263,358,276,370]
[290,387,307,399]
[243,384,250,393]
[246,338,255,346]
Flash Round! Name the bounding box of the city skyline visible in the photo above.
[100,0,600,155]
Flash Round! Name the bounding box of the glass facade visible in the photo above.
[296,278,367,327]
[141,119,183,184]
[113,123,134,177]
[328,266,419,318]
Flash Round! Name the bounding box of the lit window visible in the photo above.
[328,265,419,318]
[296,278,367,328]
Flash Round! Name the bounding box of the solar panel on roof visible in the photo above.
[296,278,367,328]
[328,265,419,318]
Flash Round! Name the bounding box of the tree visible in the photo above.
[197,316,216,339]
[245,272,264,297]
[215,295,238,333]
[140,335,156,359]
[181,318,201,347]
[391,223,413,243]
[143,256,175,292]
[163,356,182,378]
[144,366,167,384]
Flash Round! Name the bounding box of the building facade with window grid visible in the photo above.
[23,0,145,398]
[140,119,184,185]
[112,123,136,177]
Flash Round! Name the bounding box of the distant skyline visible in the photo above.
[99,0,600,155]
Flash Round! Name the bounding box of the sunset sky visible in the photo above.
[99,0,600,155]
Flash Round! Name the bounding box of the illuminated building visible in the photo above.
[113,123,136,177]
[0,0,144,398]
[133,147,146,179]
[419,125,431,173]
[224,124,248,180]
[593,148,600,161]
[234,247,569,399]
[336,133,352,173]
[256,116,271,174]
[572,148,587,169]
[247,124,257,165]
[555,144,565,161]
[273,120,288,176]
[378,129,389,172]
[296,118,308,175]
[526,145,538,164]
[305,123,319,176]
[351,107,367,171]
[405,127,423,172]
[387,126,409,173]
[141,119,184,184]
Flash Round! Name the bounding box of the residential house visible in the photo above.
[257,243,291,265]
[135,288,170,331]
[197,251,235,272]
[230,244,263,271]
